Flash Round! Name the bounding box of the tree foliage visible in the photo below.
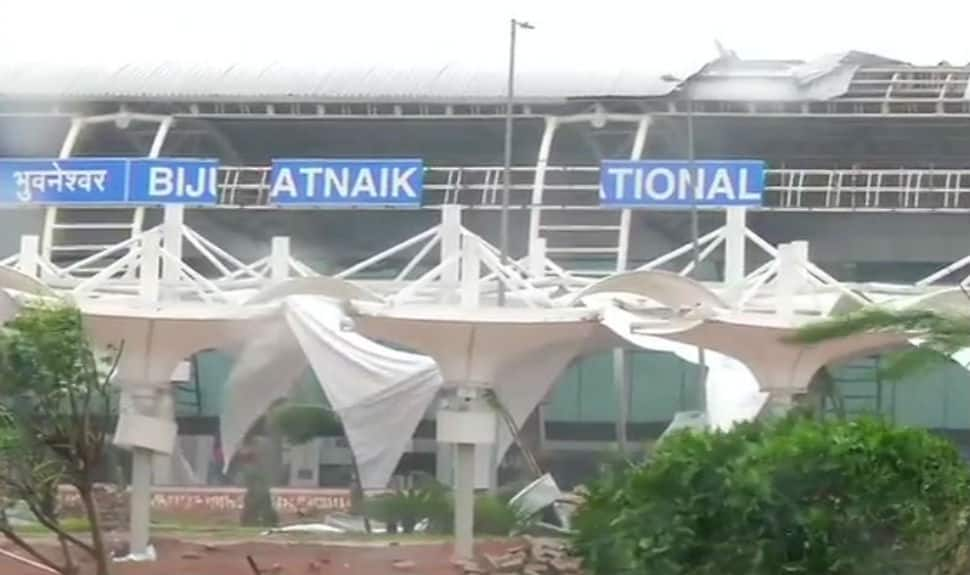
[792,307,970,379]
[0,304,117,575]
[572,416,970,575]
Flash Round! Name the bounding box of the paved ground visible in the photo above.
[0,536,521,575]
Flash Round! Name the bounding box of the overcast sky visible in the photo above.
[1,0,968,70]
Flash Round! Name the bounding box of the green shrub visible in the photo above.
[569,459,637,575]
[367,473,527,535]
[572,416,970,575]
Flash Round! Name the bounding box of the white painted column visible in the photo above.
[435,438,453,485]
[460,234,480,308]
[160,205,184,299]
[527,117,559,264]
[440,206,462,304]
[129,450,153,555]
[17,235,40,278]
[612,349,632,453]
[270,237,291,281]
[139,230,161,303]
[724,208,747,286]
[529,237,546,278]
[129,229,161,557]
[776,243,798,323]
[454,442,476,558]
[437,389,496,560]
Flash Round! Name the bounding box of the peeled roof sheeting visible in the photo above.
[687,52,904,102]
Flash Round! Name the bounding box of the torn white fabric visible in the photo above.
[283,297,442,489]
[220,296,442,489]
[601,305,768,431]
[219,317,309,473]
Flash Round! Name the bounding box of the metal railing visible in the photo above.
[215,165,970,212]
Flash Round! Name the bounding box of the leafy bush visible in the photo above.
[569,458,637,575]
[366,476,446,533]
[366,473,528,535]
[572,416,970,575]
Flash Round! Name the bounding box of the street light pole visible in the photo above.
[685,88,707,412]
[499,18,533,307]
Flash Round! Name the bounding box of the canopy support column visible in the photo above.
[17,235,40,278]
[441,206,462,303]
[129,450,152,556]
[613,349,632,453]
[161,205,184,299]
[454,442,476,558]
[724,207,747,299]
[270,237,291,281]
[437,386,496,560]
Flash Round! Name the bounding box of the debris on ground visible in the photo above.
[459,537,584,575]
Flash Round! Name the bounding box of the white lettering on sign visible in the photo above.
[13,164,108,202]
[148,166,217,198]
[270,166,420,201]
[604,165,761,204]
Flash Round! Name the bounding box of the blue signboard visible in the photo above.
[269,159,424,206]
[600,160,765,208]
[129,158,219,204]
[0,158,220,205]
[0,158,129,204]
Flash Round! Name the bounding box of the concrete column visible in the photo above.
[454,442,476,559]
[724,207,747,296]
[436,442,453,486]
[270,236,291,281]
[129,450,153,555]
[160,205,184,300]
[440,206,462,304]
[17,235,40,278]
[612,349,631,453]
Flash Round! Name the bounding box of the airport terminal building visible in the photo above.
[3,50,970,487]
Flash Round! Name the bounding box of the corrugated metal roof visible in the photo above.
[0,58,691,103]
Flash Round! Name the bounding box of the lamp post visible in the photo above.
[498,18,534,307]
[684,86,707,412]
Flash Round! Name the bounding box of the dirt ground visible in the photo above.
[0,536,522,575]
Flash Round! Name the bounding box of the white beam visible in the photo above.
[617,116,651,272]
[527,117,559,263]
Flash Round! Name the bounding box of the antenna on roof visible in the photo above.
[714,39,738,60]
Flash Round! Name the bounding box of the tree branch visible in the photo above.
[24,500,95,555]
[0,526,64,572]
